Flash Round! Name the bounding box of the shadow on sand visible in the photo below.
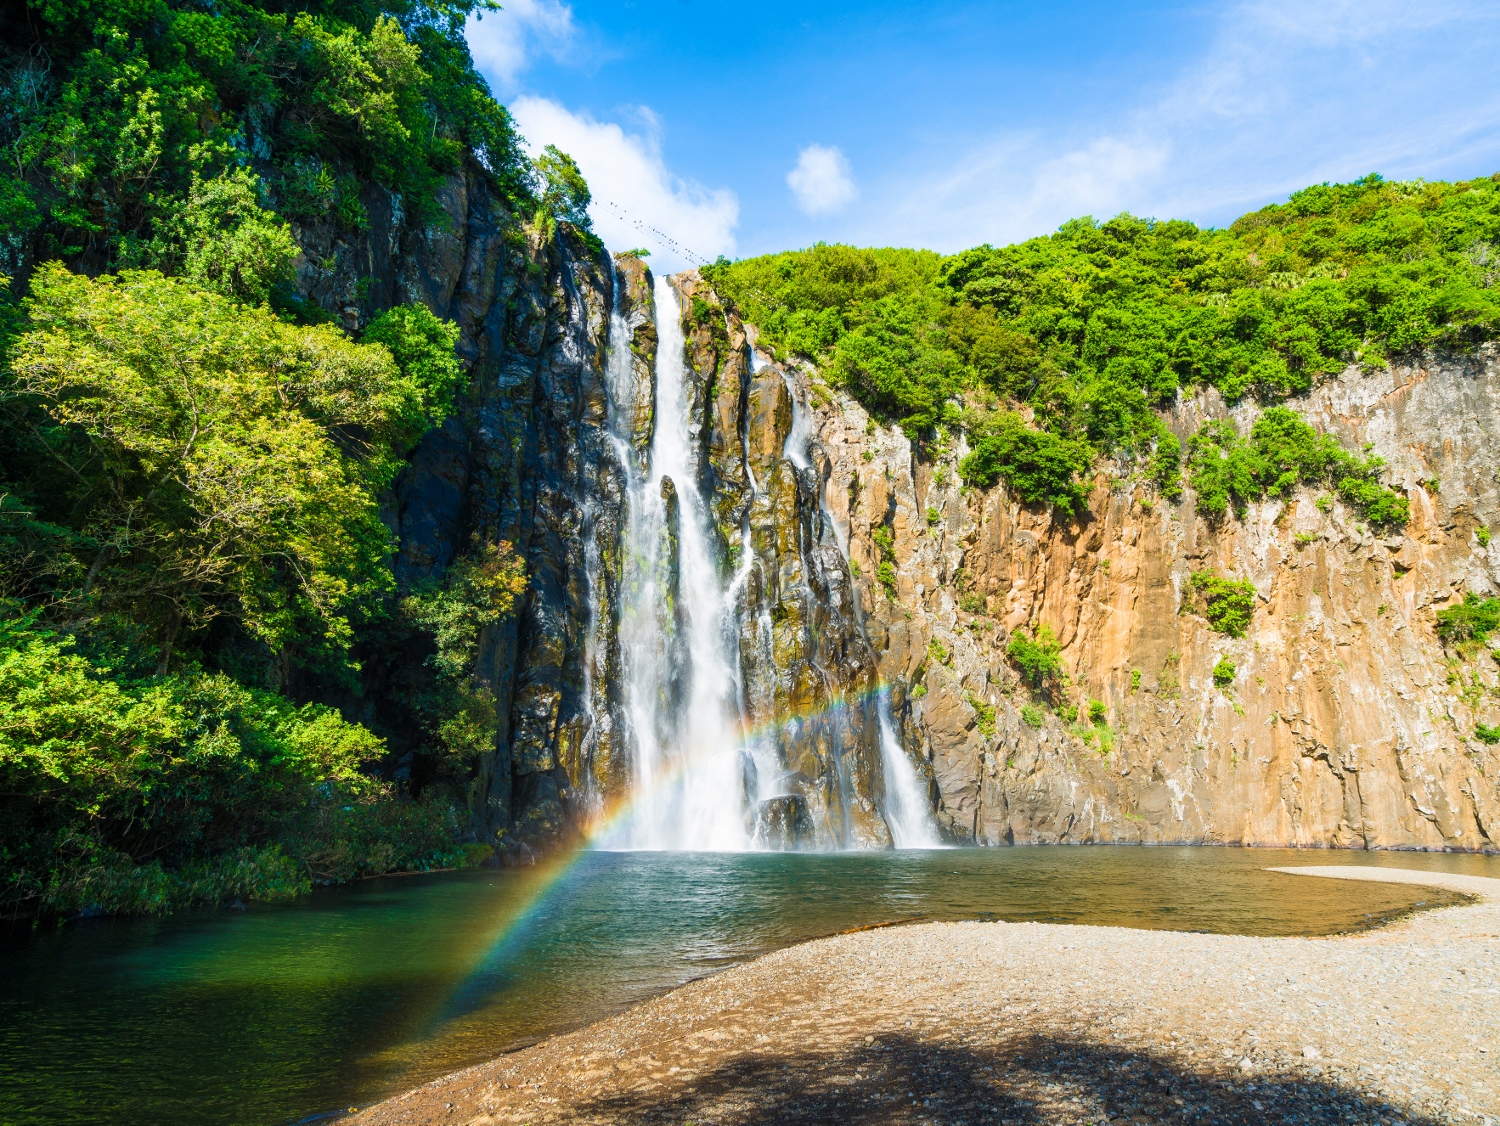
[572,1032,1432,1125]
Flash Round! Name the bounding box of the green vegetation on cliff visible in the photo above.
[0,0,533,276]
[1186,406,1410,527]
[0,0,577,917]
[707,174,1500,517]
[1191,572,1258,638]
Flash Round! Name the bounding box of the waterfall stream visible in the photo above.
[597,270,939,851]
[600,276,746,849]
[768,351,941,849]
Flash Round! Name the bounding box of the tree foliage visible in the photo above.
[399,540,526,767]
[0,262,498,917]
[1186,407,1409,527]
[0,0,531,274]
[707,174,1500,518]
[0,612,387,916]
[959,410,1091,515]
[0,3,539,917]
[5,265,448,664]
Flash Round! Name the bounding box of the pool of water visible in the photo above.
[1,845,1493,1126]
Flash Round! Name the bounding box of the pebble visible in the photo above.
[351,865,1500,1126]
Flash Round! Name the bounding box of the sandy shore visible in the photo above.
[352,866,1500,1125]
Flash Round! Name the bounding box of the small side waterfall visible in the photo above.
[877,698,943,847]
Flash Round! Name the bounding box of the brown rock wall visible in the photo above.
[808,345,1500,850]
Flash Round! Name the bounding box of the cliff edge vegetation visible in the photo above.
[707,174,1500,523]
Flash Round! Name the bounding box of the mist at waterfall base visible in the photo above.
[590,272,939,852]
[4,849,1489,1126]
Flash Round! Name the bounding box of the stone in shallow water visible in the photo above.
[755,795,815,850]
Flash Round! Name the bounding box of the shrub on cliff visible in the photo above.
[959,411,1092,515]
[1187,407,1409,527]
[1007,624,1063,689]
[1212,657,1238,688]
[1191,572,1258,638]
[1436,592,1500,643]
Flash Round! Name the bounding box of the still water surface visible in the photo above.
[2,846,1495,1126]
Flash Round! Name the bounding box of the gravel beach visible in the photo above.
[351,866,1500,1125]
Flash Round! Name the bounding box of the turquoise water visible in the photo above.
[1,846,1493,1126]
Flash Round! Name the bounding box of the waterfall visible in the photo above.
[600,275,748,851]
[780,370,813,472]
[594,270,940,851]
[763,349,943,850]
[877,699,943,847]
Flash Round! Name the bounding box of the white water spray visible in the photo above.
[877,700,943,847]
[602,276,748,850]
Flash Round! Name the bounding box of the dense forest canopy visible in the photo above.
[0,0,533,278]
[706,173,1500,523]
[0,0,554,918]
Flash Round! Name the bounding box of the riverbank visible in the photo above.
[351,866,1500,1125]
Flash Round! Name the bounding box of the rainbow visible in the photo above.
[424,680,906,1028]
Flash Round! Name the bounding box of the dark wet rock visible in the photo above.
[754,795,815,850]
[294,164,628,854]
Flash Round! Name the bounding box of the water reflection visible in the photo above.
[1,846,1491,1126]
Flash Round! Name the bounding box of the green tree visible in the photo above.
[1436,592,1500,643]
[173,170,299,306]
[362,304,466,428]
[8,265,431,665]
[959,411,1092,516]
[534,145,593,229]
[0,0,531,273]
[1192,572,1258,638]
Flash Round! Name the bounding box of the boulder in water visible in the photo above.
[754,795,815,850]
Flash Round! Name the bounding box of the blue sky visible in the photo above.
[467,1,1500,271]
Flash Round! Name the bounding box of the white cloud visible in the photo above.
[786,144,858,216]
[509,97,739,272]
[464,0,575,91]
[863,0,1500,251]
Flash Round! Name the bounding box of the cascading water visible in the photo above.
[757,347,943,850]
[601,275,748,850]
[597,268,939,851]
[877,698,943,847]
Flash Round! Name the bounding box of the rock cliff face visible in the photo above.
[291,164,626,850]
[295,207,894,850]
[298,198,1500,854]
[810,343,1500,851]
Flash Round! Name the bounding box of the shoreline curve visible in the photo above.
[351,865,1500,1125]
